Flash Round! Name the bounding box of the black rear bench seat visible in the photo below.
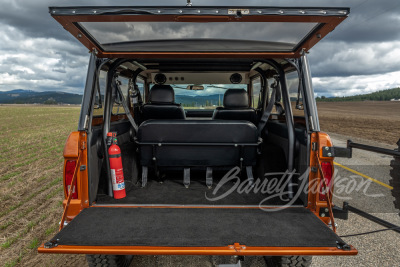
[136,119,261,188]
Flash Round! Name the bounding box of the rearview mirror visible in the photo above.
[187,85,204,90]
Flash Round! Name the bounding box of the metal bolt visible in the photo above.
[158,143,162,147]
[215,10,219,13]
[327,152,332,157]
[240,158,243,161]
[72,10,75,14]
[234,144,238,147]
[152,157,156,161]
[299,10,305,14]
[316,33,322,39]
[257,10,262,14]
[197,10,201,13]
[93,10,97,14]
[85,200,88,204]
[321,213,326,217]
[325,147,329,151]
[179,10,182,13]
[325,208,329,212]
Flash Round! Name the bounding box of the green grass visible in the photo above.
[0,176,63,218]
[46,186,63,200]
[0,105,80,265]
[45,224,58,236]
[0,171,21,182]
[27,238,40,249]
[4,253,22,267]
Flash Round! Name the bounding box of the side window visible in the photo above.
[286,71,305,117]
[251,76,262,108]
[92,70,106,117]
[267,77,284,115]
[112,77,129,115]
[137,77,145,101]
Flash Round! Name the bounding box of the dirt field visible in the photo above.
[0,102,399,267]
[317,101,400,145]
[0,105,82,267]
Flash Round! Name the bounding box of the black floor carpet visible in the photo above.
[54,207,344,248]
[96,174,299,206]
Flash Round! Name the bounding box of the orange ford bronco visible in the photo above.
[38,5,357,267]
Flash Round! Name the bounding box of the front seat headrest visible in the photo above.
[149,85,175,104]
[223,89,249,109]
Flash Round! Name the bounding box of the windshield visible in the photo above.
[151,84,247,109]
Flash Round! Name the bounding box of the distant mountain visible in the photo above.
[316,87,400,102]
[0,90,82,104]
[175,94,223,107]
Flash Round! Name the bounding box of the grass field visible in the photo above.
[0,105,81,267]
[0,102,399,267]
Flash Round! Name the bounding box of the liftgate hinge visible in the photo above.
[312,142,318,151]
[81,141,86,150]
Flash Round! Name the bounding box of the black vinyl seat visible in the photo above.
[141,85,186,122]
[136,119,261,188]
[212,89,257,124]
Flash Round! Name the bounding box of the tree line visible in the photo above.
[316,87,400,102]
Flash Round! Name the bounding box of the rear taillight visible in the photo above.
[65,160,78,199]
[319,161,333,201]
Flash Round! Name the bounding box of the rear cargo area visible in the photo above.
[52,207,344,248]
[96,173,297,206]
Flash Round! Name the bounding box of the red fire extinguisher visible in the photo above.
[107,132,126,199]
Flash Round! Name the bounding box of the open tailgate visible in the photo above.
[49,6,349,58]
[39,207,356,255]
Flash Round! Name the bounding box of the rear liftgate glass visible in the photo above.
[48,6,349,58]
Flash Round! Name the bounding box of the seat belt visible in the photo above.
[246,166,255,186]
[141,166,148,187]
[115,79,138,134]
[183,168,190,188]
[257,77,279,135]
[206,167,213,189]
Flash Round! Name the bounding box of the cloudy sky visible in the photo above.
[0,0,399,97]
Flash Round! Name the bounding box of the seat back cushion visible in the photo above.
[137,120,258,167]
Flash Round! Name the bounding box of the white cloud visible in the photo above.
[0,24,88,94]
[313,70,400,97]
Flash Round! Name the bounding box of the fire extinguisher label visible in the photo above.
[111,168,125,191]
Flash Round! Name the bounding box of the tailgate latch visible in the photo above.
[229,242,246,252]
